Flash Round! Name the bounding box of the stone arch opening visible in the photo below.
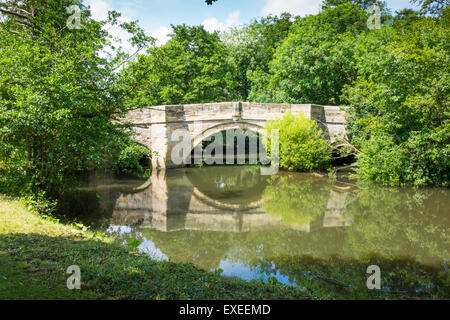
[188,121,268,166]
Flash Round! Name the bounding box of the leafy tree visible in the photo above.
[224,14,296,100]
[123,25,236,106]
[321,0,388,10]
[248,3,372,104]
[0,0,153,197]
[411,0,449,15]
[343,11,450,186]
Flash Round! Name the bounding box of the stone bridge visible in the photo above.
[124,102,346,169]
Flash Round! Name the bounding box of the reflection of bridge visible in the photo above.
[111,170,352,233]
[123,102,346,169]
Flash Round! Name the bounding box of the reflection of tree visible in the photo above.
[343,186,450,265]
[134,183,449,298]
[263,173,331,227]
[254,186,450,299]
[260,254,448,299]
[63,169,449,298]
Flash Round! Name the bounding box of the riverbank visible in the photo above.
[0,196,309,300]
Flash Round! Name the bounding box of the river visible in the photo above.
[59,166,450,299]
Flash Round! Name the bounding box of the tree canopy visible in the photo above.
[0,0,152,197]
[122,24,235,106]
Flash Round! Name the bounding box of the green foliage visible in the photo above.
[25,192,58,216]
[123,24,236,106]
[264,113,332,171]
[321,0,388,10]
[0,149,30,195]
[0,1,153,197]
[249,3,372,104]
[356,130,450,186]
[411,0,450,15]
[113,144,151,175]
[224,14,296,100]
[344,12,450,186]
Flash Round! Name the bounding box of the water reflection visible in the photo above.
[110,167,354,233]
[64,166,450,298]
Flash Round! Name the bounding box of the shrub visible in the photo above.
[356,127,450,187]
[113,144,151,175]
[264,112,332,171]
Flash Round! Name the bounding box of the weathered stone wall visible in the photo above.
[123,102,347,169]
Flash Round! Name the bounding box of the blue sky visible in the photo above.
[86,0,419,47]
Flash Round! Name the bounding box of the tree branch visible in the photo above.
[0,8,30,20]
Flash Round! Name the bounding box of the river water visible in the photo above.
[61,166,450,298]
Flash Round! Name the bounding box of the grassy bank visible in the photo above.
[0,196,309,300]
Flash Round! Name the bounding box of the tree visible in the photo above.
[343,10,450,186]
[0,0,153,197]
[224,13,296,100]
[411,0,449,15]
[321,0,388,10]
[249,3,372,104]
[123,24,236,106]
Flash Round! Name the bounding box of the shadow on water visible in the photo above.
[58,166,450,299]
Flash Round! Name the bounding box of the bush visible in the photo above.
[264,112,332,171]
[113,144,151,175]
[356,127,450,186]
[355,134,411,186]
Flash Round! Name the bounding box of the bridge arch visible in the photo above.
[191,121,265,151]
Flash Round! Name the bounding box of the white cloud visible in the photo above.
[86,0,135,53]
[87,0,110,21]
[202,11,241,32]
[151,26,172,46]
[261,0,321,17]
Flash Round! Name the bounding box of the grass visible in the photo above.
[0,196,309,300]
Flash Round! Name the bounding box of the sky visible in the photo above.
[85,0,419,49]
